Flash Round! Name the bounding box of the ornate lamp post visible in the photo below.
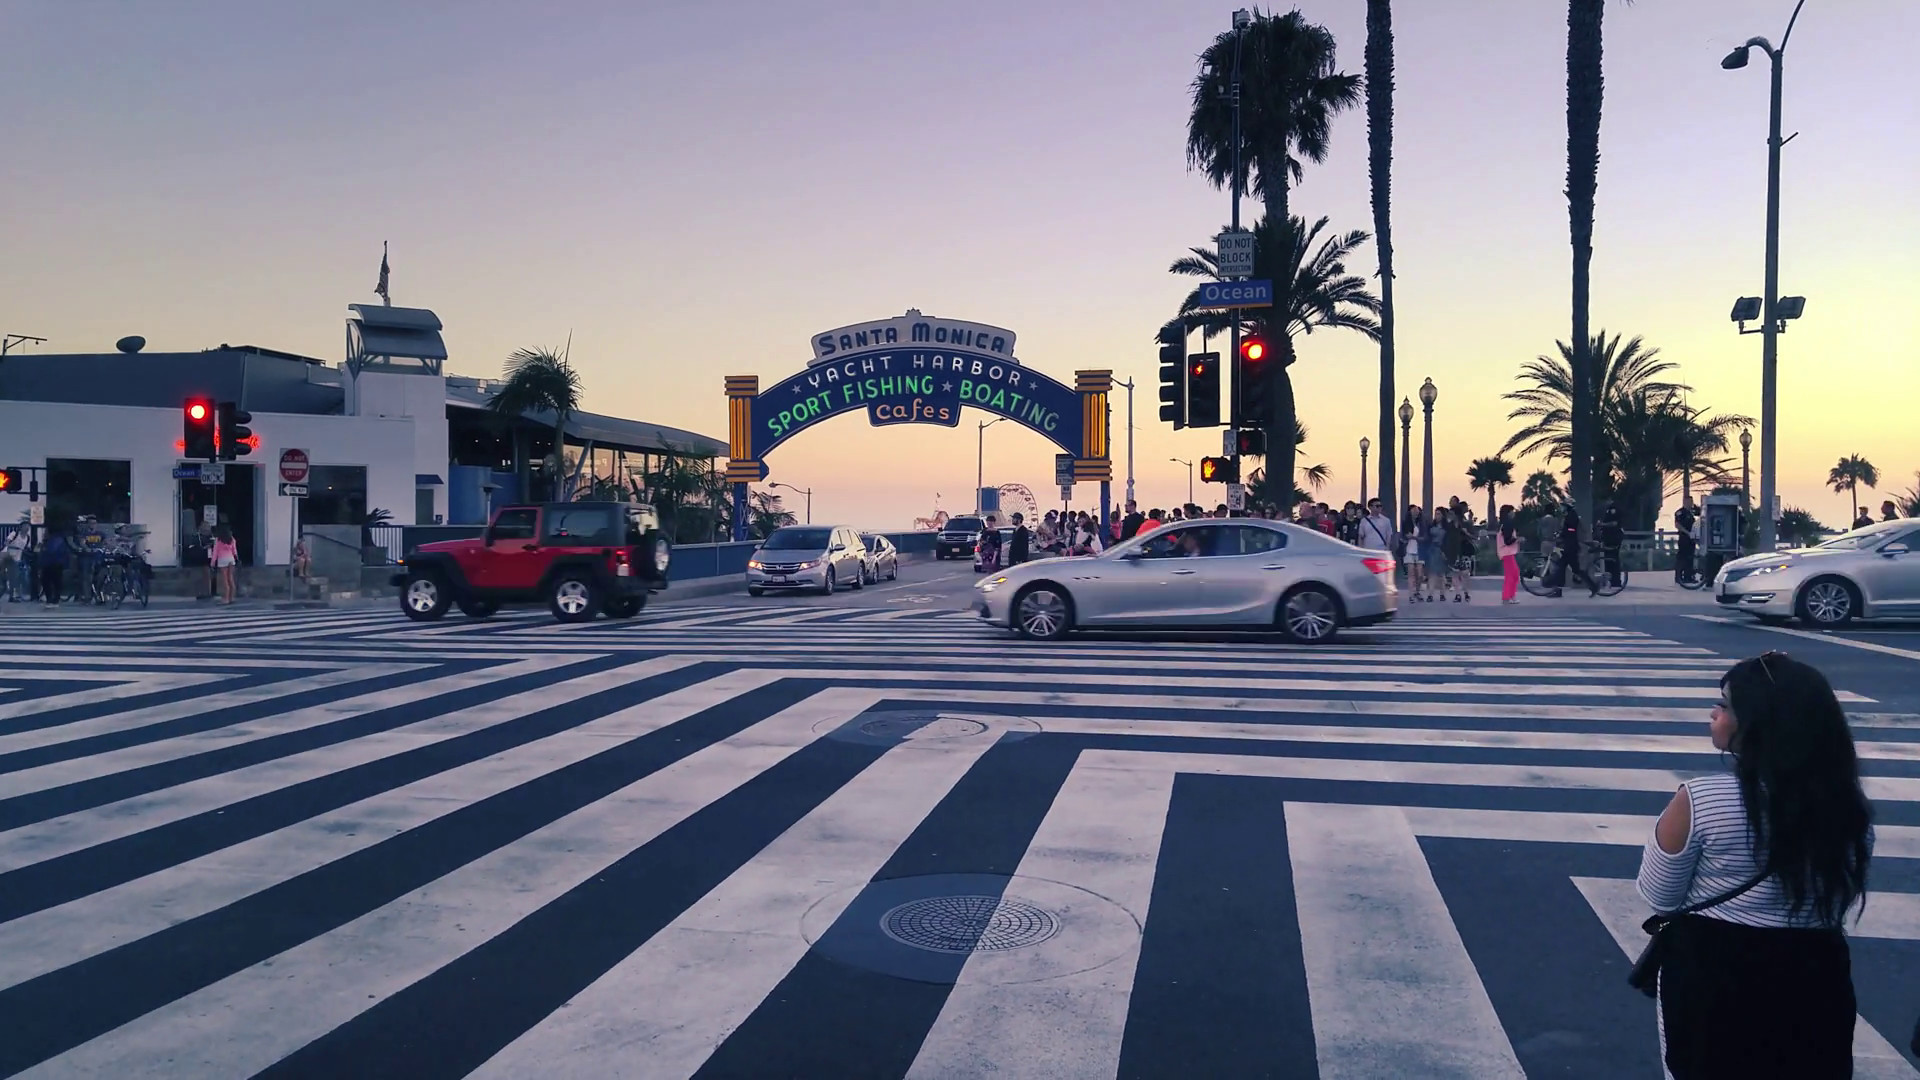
[1418,378,1438,519]
[1397,397,1414,530]
[1739,426,1753,504]
[1358,437,1371,506]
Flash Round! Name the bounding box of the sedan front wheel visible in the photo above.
[1013,585,1071,641]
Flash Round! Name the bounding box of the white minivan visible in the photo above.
[746,525,869,596]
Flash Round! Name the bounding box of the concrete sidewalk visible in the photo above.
[1392,575,1722,619]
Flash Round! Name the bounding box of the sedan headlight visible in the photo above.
[980,575,1010,593]
[1746,563,1792,576]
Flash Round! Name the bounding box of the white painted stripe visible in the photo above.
[0,664,768,987]
[0,656,598,797]
[1286,802,1525,1078]
[1039,717,1920,763]
[1572,877,1920,1079]
[0,657,705,876]
[906,763,1173,1080]
[0,672,227,721]
[474,703,1003,1080]
[1731,619,1920,663]
[15,689,882,1079]
[0,664,426,756]
[0,670,196,682]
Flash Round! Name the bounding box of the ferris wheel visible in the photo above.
[998,483,1039,521]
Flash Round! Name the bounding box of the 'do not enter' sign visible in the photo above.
[279,448,310,485]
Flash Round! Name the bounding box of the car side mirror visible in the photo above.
[1883,543,1910,557]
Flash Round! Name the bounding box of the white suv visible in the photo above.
[747,525,869,596]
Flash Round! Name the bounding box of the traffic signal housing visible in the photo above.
[217,401,253,460]
[184,398,217,460]
[1199,456,1239,484]
[1157,324,1186,428]
[1238,335,1270,424]
[1187,352,1222,428]
[1235,428,1267,457]
[0,468,20,494]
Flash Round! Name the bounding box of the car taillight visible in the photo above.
[613,550,631,577]
[1362,556,1395,575]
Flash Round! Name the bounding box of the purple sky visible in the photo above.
[6,0,1916,527]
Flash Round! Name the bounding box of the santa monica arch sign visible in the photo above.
[723,310,1113,539]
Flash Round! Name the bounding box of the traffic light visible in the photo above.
[0,468,19,494]
[184,398,217,460]
[1238,335,1270,423]
[1199,455,1239,484]
[1188,352,1222,428]
[217,401,253,460]
[1235,428,1267,457]
[1157,324,1186,428]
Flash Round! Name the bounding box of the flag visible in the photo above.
[375,242,390,303]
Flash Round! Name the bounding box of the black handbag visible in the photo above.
[1627,872,1767,998]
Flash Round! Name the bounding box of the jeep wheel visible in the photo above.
[401,574,450,621]
[605,595,645,619]
[549,574,600,623]
[458,600,499,619]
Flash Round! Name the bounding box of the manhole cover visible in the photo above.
[859,715,987,740]
[880,895,1061,954]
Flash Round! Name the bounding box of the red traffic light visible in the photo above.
[188,402,208,421]
[1241,339,1266,363]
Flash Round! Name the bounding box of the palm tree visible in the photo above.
[1894,472,1920,518]
[748,491,797,538]
[647,454,731,543]
[1522,469,1565,508]
[1466,457,1515,526]
[1166,215,1380,490]
[1778,507,1828,547]
[1602,390,1748,529]
[1503,332,1677,464]
[1188,12,1361,491]
[487,347,583,501]
[1563,0,1616,545]
[1365,0,1398,525]
[1825,455,1879,525]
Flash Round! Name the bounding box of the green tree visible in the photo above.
[1365,0,1398,518]
[1187,11,1361,495]
[1466,456,1515,526]
[647,454,730,544]
[1825,455,1879,525]
[487,347,582,501]
[1165,215,1380,490]
[1777,506,1828,547]
[1522,469,1565,509]
[748,490,797,538]
[1895,472,1920,518]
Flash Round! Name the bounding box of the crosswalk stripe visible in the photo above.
[1287,802,1527,1078]
[0,672,229,722]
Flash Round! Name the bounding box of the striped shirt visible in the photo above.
[1636,773,1857,929]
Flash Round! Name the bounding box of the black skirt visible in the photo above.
[1659,913,1854,1079]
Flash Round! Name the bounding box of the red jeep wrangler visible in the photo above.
[393,501,672,623]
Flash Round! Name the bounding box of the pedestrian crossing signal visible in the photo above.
[0,468,19,493]
[1199,455,1238,484]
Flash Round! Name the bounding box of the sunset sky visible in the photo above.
[6,0,1916,529]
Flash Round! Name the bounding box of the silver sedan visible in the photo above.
[973,519,1398,643]
[1714,519,1920,626]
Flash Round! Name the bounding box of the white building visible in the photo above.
[0,305,725,567]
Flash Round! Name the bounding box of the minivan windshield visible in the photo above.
[763,527,832,550]
[945,517,985,533]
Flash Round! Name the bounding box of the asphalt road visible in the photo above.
[0,584,1915,1078]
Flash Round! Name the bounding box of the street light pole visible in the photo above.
[1172,458,1194,507]
[769,482,812,524]
[1358,437,1371,506]
[976,417,1007,514]
[1122,377,1136,507]
[1419,378,1437,518]
[1398,398,1413,531]
[1723,0,1805,552]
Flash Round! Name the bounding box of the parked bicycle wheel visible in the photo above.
[95,562,126,608]
[1675,567,1709,591]
[1591,562,1628,597]
[1519,551,1559,597]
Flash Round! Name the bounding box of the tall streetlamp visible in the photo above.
[1722,0,1808,553]
[1225,8,1252,429]
[1171,458,1194,507]
[1419,377,1438,518]
[976,416,1009,514]
[1398,397,1414,529]
[769,482,812,524]
[1739,426,1753,504]
[1358,437,1371,506]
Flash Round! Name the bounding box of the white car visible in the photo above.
[1714,519,1920,626]
[974,519,1397,643]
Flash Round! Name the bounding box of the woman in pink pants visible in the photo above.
[1497,505,1521,604]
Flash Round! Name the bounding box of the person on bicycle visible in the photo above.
[1674,498,1699,584]
[1599,503,1624,590]
[1547,501,1587,597]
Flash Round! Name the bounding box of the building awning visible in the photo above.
[415,474,444,486]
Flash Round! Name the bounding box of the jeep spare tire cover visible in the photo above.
[644,530,672,580]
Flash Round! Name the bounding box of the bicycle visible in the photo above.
[1520,540,1627,597]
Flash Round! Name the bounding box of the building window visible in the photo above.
[47,458,132,524]
[304,465,369,526]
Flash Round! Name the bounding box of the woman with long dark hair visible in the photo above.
[1496,505,1520,605]
[1637,651,1873,1077]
